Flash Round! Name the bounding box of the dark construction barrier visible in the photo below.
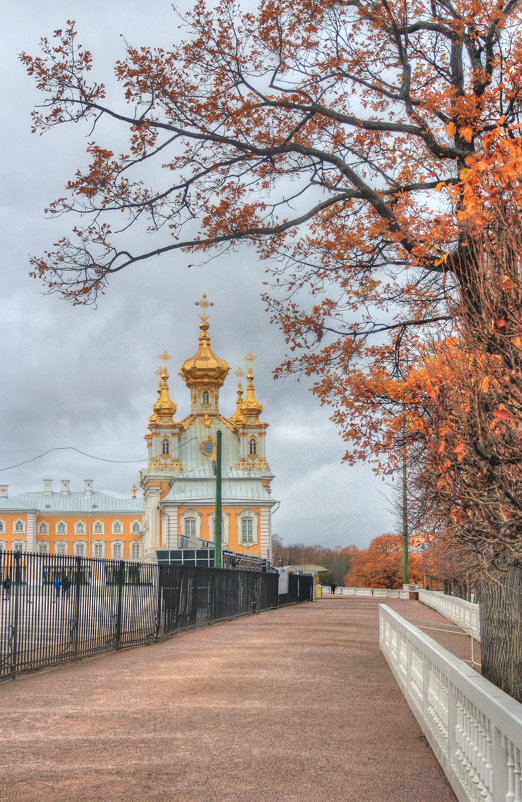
[0,550,313,680]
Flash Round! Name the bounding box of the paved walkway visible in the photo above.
[0,598,461,802]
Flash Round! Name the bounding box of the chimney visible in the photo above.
[43,479,53,494]
[84,479,93,495]
[0,485,8,499]
[60,480,70,495]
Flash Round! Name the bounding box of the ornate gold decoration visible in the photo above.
[130,484,138,499]
[202,414,212,427]
[180,299,229,389]
[240,353,263,421]
[149,352,177,427]
[200,437,216,459]
[237,457,270,472]
[147,456,183,472]
[229,367,246,425]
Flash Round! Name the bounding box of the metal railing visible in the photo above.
[0,551,313,680]
[379,604,522,802]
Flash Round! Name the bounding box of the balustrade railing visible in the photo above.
[379,604,522,802]
[418,590,481,642]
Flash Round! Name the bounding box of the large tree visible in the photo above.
[22,0,522,695]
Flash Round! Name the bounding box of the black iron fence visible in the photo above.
[0,550,313,680]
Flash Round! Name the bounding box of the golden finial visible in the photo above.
[234,367,245,386]
[131,484,137,499]
[244,352,256,373]
[158,350,172,371]
[195,294,214,322]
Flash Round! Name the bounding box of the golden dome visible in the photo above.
[229,367,246,425]
[180,296,229,388]
[240,353,263,421]
[149,353,177,427]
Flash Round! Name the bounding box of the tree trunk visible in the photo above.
[476,564,522,703]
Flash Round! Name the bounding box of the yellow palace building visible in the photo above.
[0,297,276,563]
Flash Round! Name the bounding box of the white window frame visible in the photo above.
[55,541,67,556]
[93,520,104,535]
[55,520,67,535]
[131,520,141,535]
[112,520,123,535]
[249,437,257,456]
[92,541,104,559]
[14,519,25,534]
[74,520,86,535]
[201,388,210,406]
[180,510,201,541]
[38,522,48,535]
[162,438,170,455]
[209,513,229,545]
[37,541,49,555]
[0,540,6,552]
[111,540,124,560]
[0,520,5,534]
[13,540,25,553]
[73,540,86,557]
[130,541,141,560]
[238,510,258,546]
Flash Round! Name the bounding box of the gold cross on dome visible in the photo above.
[158,351,172,371]
[196,294,214,321]
[234,367,245,385]
[244,352,256,372]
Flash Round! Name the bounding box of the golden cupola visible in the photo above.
[149,351,177,427]
[230,367,246,425]
[240,352,263,421]
[180,295,229,389]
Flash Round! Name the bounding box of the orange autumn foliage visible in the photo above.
[344,534,424,589]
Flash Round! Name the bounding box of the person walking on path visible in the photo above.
[54,577,60,600]
[3,575,11,600]
[330,582,337,596]
[61,575,70,598]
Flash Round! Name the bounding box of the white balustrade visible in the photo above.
[419,589,481,642]
[380,604,522,802]
[318,585,409,598]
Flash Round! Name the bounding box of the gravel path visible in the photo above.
[0,598,458,802]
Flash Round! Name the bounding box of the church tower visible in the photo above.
[140,295,276,562]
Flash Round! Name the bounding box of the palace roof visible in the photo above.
[0,491,144,515]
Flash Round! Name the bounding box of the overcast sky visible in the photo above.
[0,0,395,550]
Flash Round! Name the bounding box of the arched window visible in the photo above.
[14,519,25,534]
[238,510,258,546]
[0,520,5,534]
[37,541,49,555]
[184,517,196,539]
[0,541,6,553]
[13,541,25,553]
[56,521,67,535]
[202,389,210,405]
[93,541,104,559]
[112,521,123,535]
[75,521,86,535]
[249,437,257,455]
[38,522,48,535]
[162,438,170,455]
[55,541,67,556]
[131,541,141,560]
[131,521,141,534]
[112,541,123,560]
[93,521,104,535]
[74,541,86,557]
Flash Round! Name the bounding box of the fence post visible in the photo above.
[10,551,21,677]
[155,564,163,640]
[73,556,82,655]
[115,560,124,647]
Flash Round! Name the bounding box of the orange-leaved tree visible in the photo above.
[344,534,424,589]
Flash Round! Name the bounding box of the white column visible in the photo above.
[259,505,272,560]
[143,486,161,561]
[26,511,37,553]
